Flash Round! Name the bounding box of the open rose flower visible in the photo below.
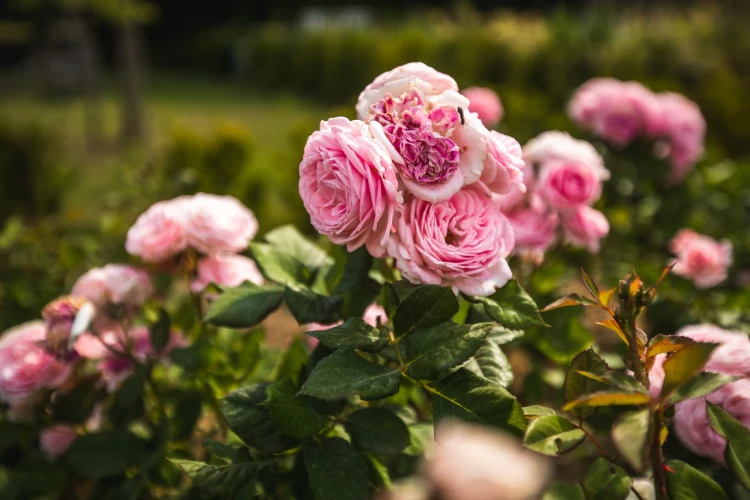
[387,185,514,296]
[507,208,559,264]
[479,131,526,200]
[40,425,77,461]
[561,206,609,253]
[0,321,72,413]
[126,197,188,263]
[425,422,551,500]
[651,92,706,182]
[522,131,609,182]
[72,264,152,308]
[185,193,258,255]
[299,117,401,257]
[191,253,264,292]
[356,62,459,121]
[670,229,732,288]
[462,87,504,128]
[536,159,603,209]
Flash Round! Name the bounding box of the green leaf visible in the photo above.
[328,246,373,294]
[299,349,401,401]
[523,415,585,456]
[659,342,719,399]
[542,293,601,311]
[611,409,649,471]
[250,241,310,286]
[464,340,513,387]
[149,308,171,352]
[276,336,309,387]
[221,384,295,453]
[171,459,262,499]
[665,460,728,500]
[532,312,593,364]
[204,283,284,328]
[581,458,632,500]
[668,372,740,405]
[404,322,492,380]
[562,391,650,411]
[263,379,323,440]
[203,441,254,464]
[51,378,100,424]
[473,279,546,330]
[344,408,410,455]
[393,285,459,338]
[65,430,151,479]
[366,455,392,490]
[523,405,557,417]
[707,403,750,489]
[284,285,342,325]
[304,438,370,500]
[486,325,525,345]
[647,334,695,357]
[110,368,146,427]
[306,318,388,353]
[264,225,331,271]
[581,268,600,301]
[431,368,526,436]
[564,349,609,419]
[543,483,585,500]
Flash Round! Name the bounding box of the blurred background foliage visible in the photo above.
[0,0,748,343]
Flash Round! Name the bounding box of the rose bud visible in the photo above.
[42,296,95,359]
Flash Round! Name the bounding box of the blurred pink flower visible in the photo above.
[462,87,504,128]
[362,303,387,327]
[651,92,706,182]
[72,264,152,308]
[40,425,77,461]
[126,197,189,263]
[479,131,526,200]
[185,193,258,255]
[426,422,551,500]
[0,321,72,412]
[42,296,94,358]
[522,131,608,182]
[299,117,402,258]
[670,229,732,288]
[387,185,514,297]
[536,159,603,209]
[191,253,264,292]
[561,206,610,253]
[507,208,559,265]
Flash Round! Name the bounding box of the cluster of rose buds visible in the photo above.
[496,131,610,264]
[302,63,525,296]
[669,229,732,289]
[126,193,263,291]
[649,324,750,465]
[569,78,706,182]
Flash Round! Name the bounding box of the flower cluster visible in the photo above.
[669,229,732,289]
[569,78,706,181]
[301,63,525,296]
[126,193,263,291]
[649,324,750,465]
[496,131,610,263]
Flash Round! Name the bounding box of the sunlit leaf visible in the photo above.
[659,343,719,399]
[597,319,629,346]
[611,409,649,471]
[668,373,740,405]
[542,294,600,312]
[647,334,695,357]
[524,415,585,456]
[564,349,609,418]
[581,268,600,301]
[562,391,650,411]
[581,458,632,500]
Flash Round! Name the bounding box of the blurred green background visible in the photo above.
[1,0,749,332]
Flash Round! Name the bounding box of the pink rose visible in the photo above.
[299,117,401,257]
[677,324,750,377]
[190,253,264,292]
[536,159,603,209]
[42,296,95,359]
[462,87,504,128]
[561,206,609,253]
[356,62,459,120]
[40,425,77,461]
[522,131,608,182]
[426,422,551,500]
[507,208,559,264]
[72,264,152,308]
[126,198,189,263]
[674,380,750,465]
[362,303,387,327]
[387,185,514,297]
[651,93,706,182]
[479,131,526,200]
[185,193,258,255]
[670,229,732,288]
[0,321,72,410]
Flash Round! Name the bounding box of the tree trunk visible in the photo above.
[118,14,145,145]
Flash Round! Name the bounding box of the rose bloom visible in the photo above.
[425,422,551,500]
[299,117,402,257]
[507,208,559,265]
[387,185,514,297]
[72,264,152,308]
[462,87,504,128]
[522,131,609,182]
[356,62,459,121]
[561,206,610,253]
[185,193,258,255]
[191,253,264,292]
[536,159,603,209]
[651,92,706,182]
[40,425,77,461]
[670,229,732,288]
[126,197,189,263]
[479,131,526,200]
[0,321,72,412]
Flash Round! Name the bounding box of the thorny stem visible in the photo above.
[651,410,667,500]
[574,420,612,461]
